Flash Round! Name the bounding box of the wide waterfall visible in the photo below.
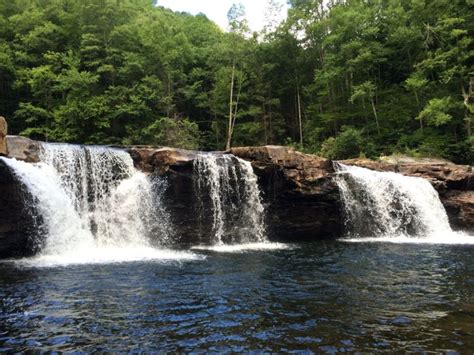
[193,153,267,247]
[1,143,197,266]
[334,163,472,243]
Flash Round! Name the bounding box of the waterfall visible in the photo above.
[1,143,197,266]
[334,163,473,243]
[193,153,266,245]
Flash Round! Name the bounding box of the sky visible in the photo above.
[156,0,288,32]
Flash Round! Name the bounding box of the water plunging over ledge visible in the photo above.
[192,153,268,248]
[0,143,199,266]
[334,163,474,244]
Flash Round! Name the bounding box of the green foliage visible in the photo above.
[350,81,376,104]
[140,117,202,150]
[0,0,472,163]
[417,97,455,127]
[320,127,366,160]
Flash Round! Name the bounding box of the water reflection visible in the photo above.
[0,241,473,352]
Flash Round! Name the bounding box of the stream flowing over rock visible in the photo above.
[0,136,472,257]
[129,145,473,240]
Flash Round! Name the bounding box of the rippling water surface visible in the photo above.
[1,241,473,352]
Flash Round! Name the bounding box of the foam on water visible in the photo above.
[14,247,204,268]
[340,231,474,245]
[191,242,291,253]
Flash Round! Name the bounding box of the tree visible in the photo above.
[350,81,380,134]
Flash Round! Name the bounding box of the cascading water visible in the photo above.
[193,153,267,246]
[1,143,198,266]
[334,163,473,243]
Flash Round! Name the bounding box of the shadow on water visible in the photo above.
[1,240,473,352]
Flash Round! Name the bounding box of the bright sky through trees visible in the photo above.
[156,0,288,31]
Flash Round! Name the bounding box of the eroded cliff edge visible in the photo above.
[1,136,472,256]
[129,145,473,240]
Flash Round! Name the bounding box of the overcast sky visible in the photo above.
[156,0,288,32]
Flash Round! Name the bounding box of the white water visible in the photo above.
[1,144,197,266]
[191,242,291,253]
[334,163,473,244]
[193,153,267,245]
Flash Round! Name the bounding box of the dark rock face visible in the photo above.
[442,191,473,232]
[230,146,342,241]
[129,147,200,245]
[130,145,343,242]
[0,160,42,258]
[0,140,472,258]
[130,145,473,239]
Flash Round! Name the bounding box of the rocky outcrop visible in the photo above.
[230,146,342,240]
[0,116,7,156]
[129,145,342,241]
[129,147,197,174]
[5,136,41,162]
[341,158,473,191]
[0,139,472,257]
[129,145,473,237]
[442,191,474,231]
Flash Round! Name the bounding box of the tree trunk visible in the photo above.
[229,74,242,144]
[371,98,380,134]
[225,62,236,150]
[462,78,473,137]
[263,102,268,144]
[414,91,423,130]
[297,85,303,147]
[166,72,172,118]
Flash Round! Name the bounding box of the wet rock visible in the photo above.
[0,116,7,156]
[5,136,41,162]
[0,159,42,258]
[130,145,343,241]
[441,191,474,232]
[129,144,473,239]
[230,146,342,241]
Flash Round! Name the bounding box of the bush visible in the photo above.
[141,117,202,150]
[319,127,365,160]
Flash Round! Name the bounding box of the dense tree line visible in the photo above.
[0,0,472,162]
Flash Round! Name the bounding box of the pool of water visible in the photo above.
[1,241,473,352]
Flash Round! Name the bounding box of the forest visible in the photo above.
[0,0,472,163]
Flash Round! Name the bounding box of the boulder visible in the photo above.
[6,136,41,162]
[0,116,7,156]
[128,146,197,174]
